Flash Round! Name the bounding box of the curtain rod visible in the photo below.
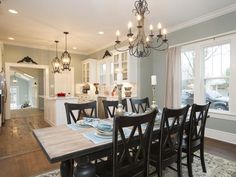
[169,30,236,48]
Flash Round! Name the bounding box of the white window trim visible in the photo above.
[181,33,236,121]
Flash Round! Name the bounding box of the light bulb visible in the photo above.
[157,23,162,29]
[137,15,142,21]
[149,24,153,31]
[162,28,167,35]
[129,37,133,42]
[116,30,120,36]
[128,21,132,29]
[146,36,150,42]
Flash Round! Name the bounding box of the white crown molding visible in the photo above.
[88,3,236,55]
[3,41,88,56]
[168,3,236,33]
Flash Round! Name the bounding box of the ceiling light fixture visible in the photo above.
[72,47,77,50]
[61,32,71,71]
[8,37,14,40]
[52,40,61,73]
[8,9,18,14]
[115,0,169,58]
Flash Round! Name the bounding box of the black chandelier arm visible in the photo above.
[149,42,169,51]
[114,43,130,52]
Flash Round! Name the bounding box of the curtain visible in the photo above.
[164,47,181,108]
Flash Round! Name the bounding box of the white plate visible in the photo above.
[77,120,91,127]
[94,132,112,139]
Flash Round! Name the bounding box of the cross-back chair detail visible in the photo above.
[183,102,211,177]
[150,105,190,177]
[130,97,150,113]
[102,99,127,118]
[113,109,157,177]
[64,101,97,124]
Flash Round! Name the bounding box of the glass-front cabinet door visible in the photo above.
[113,51,128,82]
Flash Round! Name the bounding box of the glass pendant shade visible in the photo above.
[61,32,71,71]
[52,40,61,73]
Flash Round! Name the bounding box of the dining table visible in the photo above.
[33,113,194,177]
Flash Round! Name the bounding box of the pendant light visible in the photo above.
[61,32,71,71]
[51,40,61,73]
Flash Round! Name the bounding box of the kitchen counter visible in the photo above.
[43,96,78,126]
[40,95,78,100]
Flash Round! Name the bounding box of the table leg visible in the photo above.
[74,156,96,177]
[60,159,74,177]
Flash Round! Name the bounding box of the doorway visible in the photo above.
[5,63,49,121]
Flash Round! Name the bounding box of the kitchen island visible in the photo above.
[42,96,78,126]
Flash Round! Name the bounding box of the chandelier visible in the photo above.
[61,32,71,71]
[115,0,169,58]
[51,40,61,73]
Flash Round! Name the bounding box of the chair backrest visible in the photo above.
[187,102,211,146]
[102,99,128,118]
[64,101,97,124]
[113,109,157,177]
[159,105,190,163]
[130,97,150,113]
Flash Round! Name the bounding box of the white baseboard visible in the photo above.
[205,128,236,145]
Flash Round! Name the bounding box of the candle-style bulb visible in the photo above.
[129,37,133,42]
[146,36,150,42]
[157,23,162,29]
[137,14,142,21]
[116,30,120,36]
[149,24,153,31]
[128,21,132,29]
[162,28,167,35]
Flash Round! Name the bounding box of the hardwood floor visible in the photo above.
[0,109,59,177]
[0,109,235,177]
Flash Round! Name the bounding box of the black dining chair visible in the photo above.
[149,105,190,177]
[96,109,157,177]
[64,101,97,124]
[182,102,211,177]
[102,99,128,118]
[130,97,150,113]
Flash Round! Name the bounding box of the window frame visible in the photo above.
[180,33,236,121]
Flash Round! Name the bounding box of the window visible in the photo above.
[203,43,230,111]
[180,34,236,114]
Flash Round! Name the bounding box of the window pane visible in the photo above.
[205,79,229,111]
[181,50,195,106]
[204,43,230,111]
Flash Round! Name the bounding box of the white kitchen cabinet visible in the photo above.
[82,59,97,83]
[54,68,74,95]
[97,57,113,85]
[43,96,78,126]
[112,51,137,83]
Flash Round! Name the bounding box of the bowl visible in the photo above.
[124,87,132,91]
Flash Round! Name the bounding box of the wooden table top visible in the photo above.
[33,125,114,163]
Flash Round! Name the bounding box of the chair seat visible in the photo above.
[150,142,178,169]
[182,137,201,153]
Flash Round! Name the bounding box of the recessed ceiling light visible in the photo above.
[72,47,77,50]
[8,37,15,40]
[98,31,104,35]
[8,9,18,14]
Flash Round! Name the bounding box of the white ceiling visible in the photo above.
[0,0,236,55]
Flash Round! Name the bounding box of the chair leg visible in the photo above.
[200,147,207,173]
[187,154,193,177]
[177,157,182,177]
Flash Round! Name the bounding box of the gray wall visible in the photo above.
[152,11,236,134]
[3,44,88,96]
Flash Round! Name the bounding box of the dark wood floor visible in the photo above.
[0,109,235,177]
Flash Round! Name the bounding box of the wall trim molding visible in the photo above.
[168,3,236,33]
[205,128,236,145]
